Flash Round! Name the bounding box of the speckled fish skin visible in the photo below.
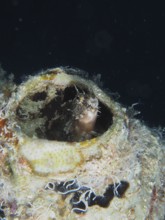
[0,66,164,220]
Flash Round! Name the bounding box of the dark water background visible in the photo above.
[0,0,164,127]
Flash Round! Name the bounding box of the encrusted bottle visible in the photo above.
[0,67,164,219]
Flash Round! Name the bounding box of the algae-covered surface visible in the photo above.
[0,66,164,220]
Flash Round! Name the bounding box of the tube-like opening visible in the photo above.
[16,85,113,142]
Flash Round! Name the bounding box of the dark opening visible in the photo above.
[16,85,113,142]
[30,91,47,101]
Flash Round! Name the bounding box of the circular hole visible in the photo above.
[16,85,113,142]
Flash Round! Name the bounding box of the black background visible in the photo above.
[0,0,165,127]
